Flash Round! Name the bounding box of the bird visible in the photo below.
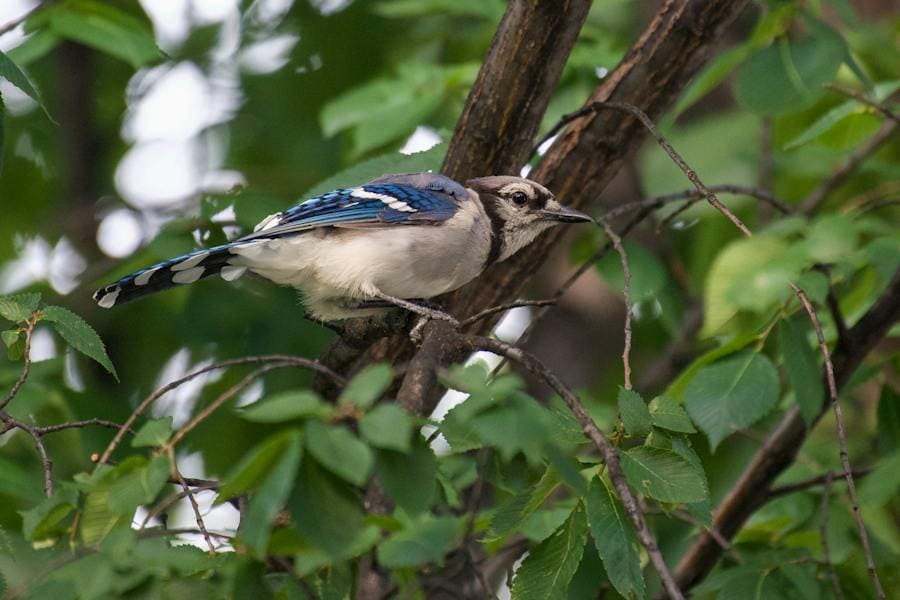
[93,172,592,321]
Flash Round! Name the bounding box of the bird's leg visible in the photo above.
[368,289,459,328]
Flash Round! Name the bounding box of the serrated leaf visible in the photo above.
[338,363,392,409]
[618,387,651,438]
[684,351,780,450]
[0,292,40,323]
[360,403,413,451]
[648,396,696,433]
[239,390,328,423]
[377,515,461,568]
[511,504,588,600]
[217,430,301,503]
[489,468,561,540]
[586,477,645,599]
[778,318,823,426]
[376,439,437,516]
[108,454,171,514]
[305,421,373,486]
[1,330,19,349]
[0,50,49,118]
[289,458,376,559]
[41,305,117,379]
[620,447,707,504]
[131,416,173,447]
[735,34,843,116]
[240,430,302,556]
[21,486,78,541]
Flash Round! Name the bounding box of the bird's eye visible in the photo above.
[511,191,528,206]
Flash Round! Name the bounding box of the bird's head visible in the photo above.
[467,175,592,262]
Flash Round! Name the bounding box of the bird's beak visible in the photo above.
[540,205,593,223]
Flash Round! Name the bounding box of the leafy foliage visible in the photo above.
[0,0,897,598]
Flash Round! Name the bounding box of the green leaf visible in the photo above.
[217,430,301,503]
[338,363,392,409]
[648,396,696,433]
[0,292,40,323]
[360,403,413,451]
[670,437,712,526]
[802,214,858,264]
[470,394,554,462]
[239,390,328,423]
[42,0,162,68]
[666,332,759,400]
[21,486,78,541]
[701,237,804,336]
[618,387,651,438]
[735,33,843,115]
[620,447,707,504]
[510,504,588,600]
[859,451,900,508]
[672,43,754,118]
[305,421,373,486]
[240,430,302,556]
[877,387,900,454]
[0,50,49,118]
[377,515,461,568]
[585,477,645,600]
[0,92,4,174]
[684,351,780,450]
[778,317,823,426]
[1,330,19,349]
[783,99,864,150]
[108,454,171,514]
[376,439,437,516]
[41,305,117,379]
[131,416,173,447]
[489,468,561,540]
[289,459,377,559]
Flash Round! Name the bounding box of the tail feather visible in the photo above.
[93,243,248,308]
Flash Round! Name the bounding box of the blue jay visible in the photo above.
[94,172,591,321]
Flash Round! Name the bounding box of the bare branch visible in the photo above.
[96,355,345,465]
[34,418,130,436]
[168,448,216,555]
[166,363,294,449]
[0,312,38,413]
[792,284,884,598]
[597,219,634,390]
[767,467,874,499]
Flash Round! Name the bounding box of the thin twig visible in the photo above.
[767,467,873,499]
[34,418,130,435]
[463,335,684,600]
[800,120,898,215]
[168,448,216,555]
[535,101,753,235]
[96,355,345,465]
[0,312,37,413]
[818,473,845,600]
[791,284,884,598]
[166,363,290,449]
[825,83,900,123]
[459,300,557,328]
[598,219,633,389]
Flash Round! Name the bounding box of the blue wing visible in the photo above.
[242,174,464,240]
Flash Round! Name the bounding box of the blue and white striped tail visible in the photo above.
[93,243,247,308]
